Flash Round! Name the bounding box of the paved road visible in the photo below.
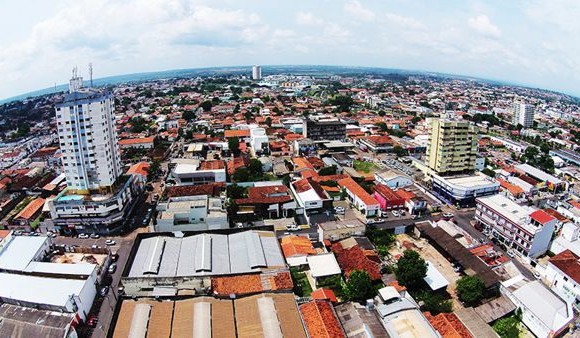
[54,236,134,338]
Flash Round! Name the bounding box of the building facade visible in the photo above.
[475,194,556,258]
[303,117,346,141]
[512,102,534,128]
[55,73,121,194]
[252,65,262,80]
[426,118,478,176]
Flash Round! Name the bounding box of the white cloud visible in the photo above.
[468,15,501,39]
[344,0,375,22]
[384,13,425,30]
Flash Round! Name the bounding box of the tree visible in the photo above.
[232,167,251,182]
[482,168,496,177]
[318,166,337,176]
[416,291,453,315]
[265,116,272,128]
[228,136,240,157]
[375,122,388,132]
[227,184,246,199]
[249,158,264,174]
[182,110,195,121]
[342,270,375,302]
[392,145,408,158]
[147,160,161,181]
[395,250,427,289]
[456,276,485,306]
[493,317,520,338]
[200,100,212,112]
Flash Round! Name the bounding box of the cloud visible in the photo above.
[468,15,501,39]
[384,13,424,30]
[344,0,375,22]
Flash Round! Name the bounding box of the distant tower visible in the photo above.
[89,63,93,88]
[252,65,262,80]
[512,102,534,128]
[55,72,121,194]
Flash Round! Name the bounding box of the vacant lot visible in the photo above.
[353,160,378,173]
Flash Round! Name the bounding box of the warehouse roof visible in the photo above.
[128,231,285,278]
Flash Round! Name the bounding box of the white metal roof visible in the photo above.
[307,253,341,278]
[0,236,48,271]
[0,273,89,308]
[516,163,563,184]
[378,286,400,302]
[424,261,449,291]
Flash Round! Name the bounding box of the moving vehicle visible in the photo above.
[108,263,117,274]
[90,233,100,239]
[99,286,109,297]
[442,212,454,219]
[87,316,98,328]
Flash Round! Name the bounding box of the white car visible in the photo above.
[442,212,454,219]
[78,234,89,239]
[506,250,515,258]
[334,206,345,214]
[105,239,116,246]
[392,210,400,217]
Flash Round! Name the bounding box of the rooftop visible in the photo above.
[307,253,342,278]
[127,231,286,278]
[549,249,580,285]
[0,304,76,338]
[300,300,346,338]
[338,177,379,206]
[335,302,389,338]
[515,163,563,184]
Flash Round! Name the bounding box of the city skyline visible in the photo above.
[1,0,579,101]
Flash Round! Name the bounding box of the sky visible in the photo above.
[0,0,579,100]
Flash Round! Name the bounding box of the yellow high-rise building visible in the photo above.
[427,118,478,175]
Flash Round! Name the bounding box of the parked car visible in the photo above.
[87,316,98,328]
[506,250,515,258]
[111,252,119,262]
[78,234,89,239]
[411,214,420,220]
[286,224,300,232]
[108,263,117,274]
[442,212,454,219]
[105,239,116,246]
[334,206,345,214]
[392,210,400,217]
[90,233,100,239]
[99,286,109,297]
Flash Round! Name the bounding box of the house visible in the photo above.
[291,178,332,212]
[224,129,251,142]
[338,177,380,217]
[307,253,342,286]
[374,170,413,189]
[235,184,296,219]
[395,189,428,215]
[501,275,573,338]
[299,300,346,338]
[373,184,405,210]
[331,240,382,281]
[335,302,389,338]
[311,288,338,303]
[544,250,580,309]
[10,197,45,230]
[170,159,226,186]
[424,312,473,338]
[280,235,317,266]
[118,136,155,149]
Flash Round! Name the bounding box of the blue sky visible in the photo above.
[0,0,579,100]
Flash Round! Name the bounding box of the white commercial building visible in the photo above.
[250,127,269,154]
[170,160,226,186]
[475,194,557,258]
[512,102,535,128]
[374,170,413,189]
[155,195,228,232]
[307,253,341,285]
[501,275,573,338]
[0,234,98,321]
[55,71,122,194]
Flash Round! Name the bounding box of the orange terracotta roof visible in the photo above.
[118,136,155,145]
[549,250,580,284]
[211,274,263,295]
[337,177,379,206]
[299,301,345,338]
[224,129,250,138]
[126,161,150,177]
[0,230,11,240]
[497,179,524,196]
[267,271,294,291]
[280,235,316,257]
[394,189,416,201]
[199,160,225,170]
[331,243,382,281]
[15,197,45,220]
[293,157,315,171]
[236,185,292,205]
[365,135,395,146]
[311,288,338,303]
[530,209,556,224]
[424,312,473,338]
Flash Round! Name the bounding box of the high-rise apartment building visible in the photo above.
[55,72,121,194]
[426,118,478,176]
[252,65,262,80]
[512,102,534,128]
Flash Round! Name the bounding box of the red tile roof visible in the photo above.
[236,185,292,205]
[293,157,315,171]
[549,250,580,284]
[280,235,316,257]
[394,189,416,201]
[374,184,405,203]
[15,198,45,220]
[337,177,379,206]
[126,161,149,177]
[307,157,326,169]
[227,157,248,175]
[497,179,525,196]
[118,136,155,145]
[424,312,473,338]
[165,183,225,198]
[311,288,338,303]
[365,135,395,146]
[211,274,263,295]
[530,209,556,224]
[199,160,225,170]
[331,243,382,281]
[299,301,346,338]
[544,208,568,222]
[224,129,250,138]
